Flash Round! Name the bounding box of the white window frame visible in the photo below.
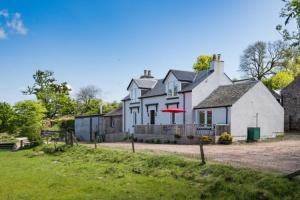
[132,111,137,126]
[130,88,140,103]
[197,110,212,127]
[166,80,180,97]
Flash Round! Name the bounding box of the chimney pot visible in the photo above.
[148,70,151,76]
[144,70,148,76]
[212,54,217,60]
[217,54,221,61]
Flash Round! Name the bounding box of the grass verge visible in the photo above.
[0,145,299,200]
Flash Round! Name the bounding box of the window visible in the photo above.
[197,110,212,127]
[133,111,137,126]
[130,88,140,102]
[111,118,115,128]
[166,81,180,97]
[199,111,205,126]
[207,111,212,127]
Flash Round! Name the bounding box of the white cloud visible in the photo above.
[0,9,9,18]
[7,12,28,35]
[0,9,28,40]
[0,27,6,39]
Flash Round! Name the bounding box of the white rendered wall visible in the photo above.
[191,72,232,107]
[230,82,284,140]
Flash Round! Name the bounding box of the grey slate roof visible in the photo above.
[123,69,217,100]
[127,78,157,90]
[168,69,196,82]
[180,70,213,92]
[140,79,166,98]
[104,106,122,117]
[194,81,258,109]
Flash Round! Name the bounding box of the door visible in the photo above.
[150,110,155,125]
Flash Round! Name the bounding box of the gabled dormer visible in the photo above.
[126,70,157,103]
[163,70,196,97]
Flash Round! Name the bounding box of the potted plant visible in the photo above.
[218,132,233,144]
[199,135,212,144]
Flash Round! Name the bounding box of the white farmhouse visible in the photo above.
[122,54,284,141]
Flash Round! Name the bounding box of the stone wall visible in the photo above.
[282,77,300,131]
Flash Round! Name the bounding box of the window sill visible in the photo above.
[130,102,140,105]
[166,96,179,100]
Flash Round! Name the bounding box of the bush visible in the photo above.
[0,133,16,143]
[156,139,161,144]
[218,132,232,144]
[174,133,181,139]
[200,135,212,144]
[13,100,46,144]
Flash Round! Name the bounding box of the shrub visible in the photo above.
[156,139,161,144]
[200,135,212,144]
[13,100,46,145]
[0,133,16,143]
[174,133,181,139]
[218,132,233,144]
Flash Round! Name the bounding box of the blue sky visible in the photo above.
[0,0,285,104]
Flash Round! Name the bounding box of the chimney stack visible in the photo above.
[209,53,224,74]
[140,69,154,79]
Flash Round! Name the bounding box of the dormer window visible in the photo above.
[166,81,180,97]
[130,88,140,102]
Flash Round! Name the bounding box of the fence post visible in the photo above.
[131,134,135,153]
[70,131,74,146]
[199,140,206,165]
[94,131,97,149]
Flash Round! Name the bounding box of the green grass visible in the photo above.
[0,145,299,200]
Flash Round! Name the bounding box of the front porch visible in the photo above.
[134,124,230,144]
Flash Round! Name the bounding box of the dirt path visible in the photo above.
[95,134,300,173]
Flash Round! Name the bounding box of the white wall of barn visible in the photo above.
[230,82,284,140]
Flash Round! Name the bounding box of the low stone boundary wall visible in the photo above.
[134,134,207,144]
[103,133,215,144]
[105,133,128,142]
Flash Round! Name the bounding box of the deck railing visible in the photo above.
[134,124,230,136]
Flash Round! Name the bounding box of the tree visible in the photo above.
[103,101,121,113]
[76,85,101,114]
[276,0,300,48]
[283,48,300,76]
[239,41,287,80]
[0,102,15,133]
[263,71,294,90]
[23,70,73,118]
[193,55,213,72]
[13,100,46,143]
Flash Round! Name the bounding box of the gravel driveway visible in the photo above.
[98,134,300,173]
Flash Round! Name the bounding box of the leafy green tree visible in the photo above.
[239,41,287,80]
[264,71,294,90]
[0,102,15,133]
[76,85,102,114]
[277,0,300,48]
[283,48,300,76]
[23,70,73,118]
[13,100,46,143]
[193,55,213,72]
[103,101,121,113]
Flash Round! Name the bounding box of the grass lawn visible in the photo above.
[0,145,299,200]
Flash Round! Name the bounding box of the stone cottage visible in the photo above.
[282,76,300,131]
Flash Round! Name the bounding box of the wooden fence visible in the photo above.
[134,124,230,136]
